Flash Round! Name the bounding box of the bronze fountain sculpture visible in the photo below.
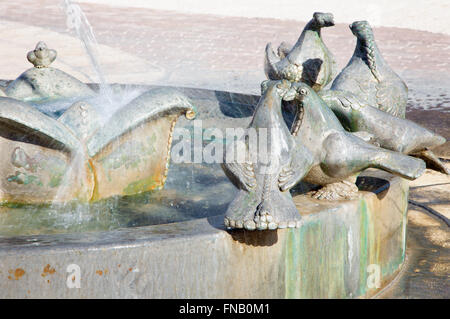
[222,80,314,230]
[0,13,445,230]
[264,12,338,91]
[0,8,447,299]
[0,42,196,204]
[222,12,447,230]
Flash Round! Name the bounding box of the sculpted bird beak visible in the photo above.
[276,80,296,101]
[327,15,335,26]
[282,87,297,101]
[349,23,357,36]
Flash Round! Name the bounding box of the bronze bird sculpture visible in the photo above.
[264,12,338,91]
[331,21,408,118]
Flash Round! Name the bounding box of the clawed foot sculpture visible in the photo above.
[253,200,302,230]
[309,180,359,201]
[224,198,302,231]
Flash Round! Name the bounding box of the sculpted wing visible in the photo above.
[221,136,257,192]
[376,80,408,118]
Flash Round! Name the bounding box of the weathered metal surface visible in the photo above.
[264,12,338,91]
[0,97,81,152]
[260,14,444,202]
[0,87,195,204]
[4,42,94,103]
[331,21,408,118]
[26,41,57,69]
[277,81,425,201]
[0,97,93,204]
[91,115,177,200]
[0,138,93,204]
[319,89,448,174]
[86,87,195,157]
[58,101,102,141]
[221,79,425,229]
[0,170,408,298]
[222,80,314,230]
[5,67,95,103]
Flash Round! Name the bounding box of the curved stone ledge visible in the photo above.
[0,170,408,298]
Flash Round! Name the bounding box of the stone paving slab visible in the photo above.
[409,163,450,220]
[0,20,165,84]
[1,1,449,95]
[378,208,449,299]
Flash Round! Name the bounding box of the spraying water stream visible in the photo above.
[0,1,235,237]
[62,0,113,103]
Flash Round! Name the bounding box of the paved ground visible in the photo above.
[377,203,450,299]
[0,1,448,298]
[1,1,450,99]
[78,0,450,36]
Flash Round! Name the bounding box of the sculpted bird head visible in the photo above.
[349,21,374,41]
[312,12,335,28]
[284,82,316,135]
[27,41,57,68]
[260,79,297,101]
[34,41,49,58]
[289,81,314,104]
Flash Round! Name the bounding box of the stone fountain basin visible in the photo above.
[0,86,409,298]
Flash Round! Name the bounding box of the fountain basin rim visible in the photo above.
[0,214,224,257]
[0,80,261,101]
[0,170,407,299]
[0,169,399,255]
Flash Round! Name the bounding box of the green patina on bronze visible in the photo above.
[98,133,157,177]
[284,217,348,298]
[123,176,161,196]
[281,189,408,299]
[0,51,195,204]
[8,148,68,189]
[7,172,42,186]
[48,173,64,188]
[265,12,338,91]
[357,199,370,295]
[380,186,409,280]
[41,158,67,188]
[96,134,158,184]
